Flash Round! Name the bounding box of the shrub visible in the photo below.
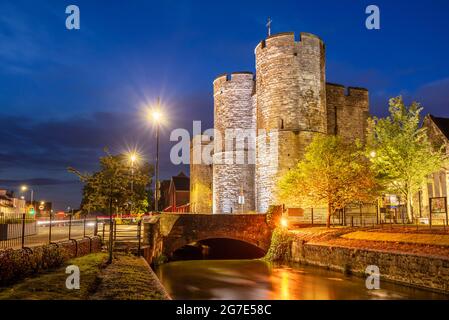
[264,227,294,262]
[0,245,66,286]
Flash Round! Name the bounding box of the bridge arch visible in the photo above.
[159,214,272,258]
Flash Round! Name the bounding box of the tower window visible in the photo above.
[278,118,284,129]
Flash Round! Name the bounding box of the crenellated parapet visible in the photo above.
[198,29,371,214]
[326,82,369,141]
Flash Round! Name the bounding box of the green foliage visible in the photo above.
[68,149,154,214]
[153,254,168,266]
[264,228,294,262]
[266,205,282,229]
[277,135,379,226]
[366,96,448,220]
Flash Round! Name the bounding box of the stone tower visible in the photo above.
[213,72,256,213]
[254,32,327,213]
[193,30,370,214]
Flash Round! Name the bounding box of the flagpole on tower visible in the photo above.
[266,17,272,37]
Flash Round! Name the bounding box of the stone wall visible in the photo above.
[326,83,369,143]
[190,135,213,213]
[254,32,327,212]
[209,31,371,214]
[143,214,272,261]
[213,72,256,213]
[291,240,449,293]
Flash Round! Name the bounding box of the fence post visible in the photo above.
[359,204,363,227]
[351,216,354,227]
[49,212,53,244]
[83,217,86,238]
[311,208,314,226]
[113,220,117,241]
[102,221,105,239]
[137,221,142,256]
[68,214,72,240]
[21,213,26,249]
[94,217,98,236]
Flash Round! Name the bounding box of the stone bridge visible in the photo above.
[143,213,272,262]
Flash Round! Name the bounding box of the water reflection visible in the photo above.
[155,259,449,300]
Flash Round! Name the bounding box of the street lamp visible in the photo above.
[128,152,138,215]
[21,185,34,214]
[150,98,164,212]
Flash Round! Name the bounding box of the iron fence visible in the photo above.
[0,213,99,250]
[99,217,144,255]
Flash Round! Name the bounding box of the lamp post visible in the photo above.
[129,153,137,215]
[21,185,34,214]
[151,99,163,212]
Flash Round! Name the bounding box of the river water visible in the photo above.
[155,259,448,300]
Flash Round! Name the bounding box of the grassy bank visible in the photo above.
[0,253,107,300]
[0,252,170,300]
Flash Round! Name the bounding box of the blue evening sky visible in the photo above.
[0,0,448,210]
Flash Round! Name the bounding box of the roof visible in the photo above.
[171,172,190,191]
[430,115,449,140]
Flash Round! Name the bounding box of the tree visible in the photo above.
[68,150,154,215]
[366,96,447,222]
[277,135,379,227]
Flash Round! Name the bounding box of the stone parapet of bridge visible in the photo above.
[143,213,272,261]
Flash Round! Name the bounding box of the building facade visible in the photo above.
[0,189,27,217]
[419,115,449,222]
[191,31,369,214]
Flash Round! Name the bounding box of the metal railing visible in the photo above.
[99,217,144,255]
[0,213,99,250]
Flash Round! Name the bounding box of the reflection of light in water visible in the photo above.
[327,277,344,282]
[209,275,256,286]
[186,285,200,292]
[280,270,290,300]
[368,290,404,300]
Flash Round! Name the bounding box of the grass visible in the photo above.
[91,254,168,300]
[0,253,108,300]
[341,231,449,247]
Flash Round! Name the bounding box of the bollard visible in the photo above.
[311,208,314,226]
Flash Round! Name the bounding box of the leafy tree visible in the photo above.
[277,135,379,227]
[68,150,154,215]
[366,96,448,222]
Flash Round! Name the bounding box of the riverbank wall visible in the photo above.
[290,239,449,294]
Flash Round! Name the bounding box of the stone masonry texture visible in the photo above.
[190,31,370,213]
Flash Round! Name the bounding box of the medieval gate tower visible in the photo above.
[190,31,369,214]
